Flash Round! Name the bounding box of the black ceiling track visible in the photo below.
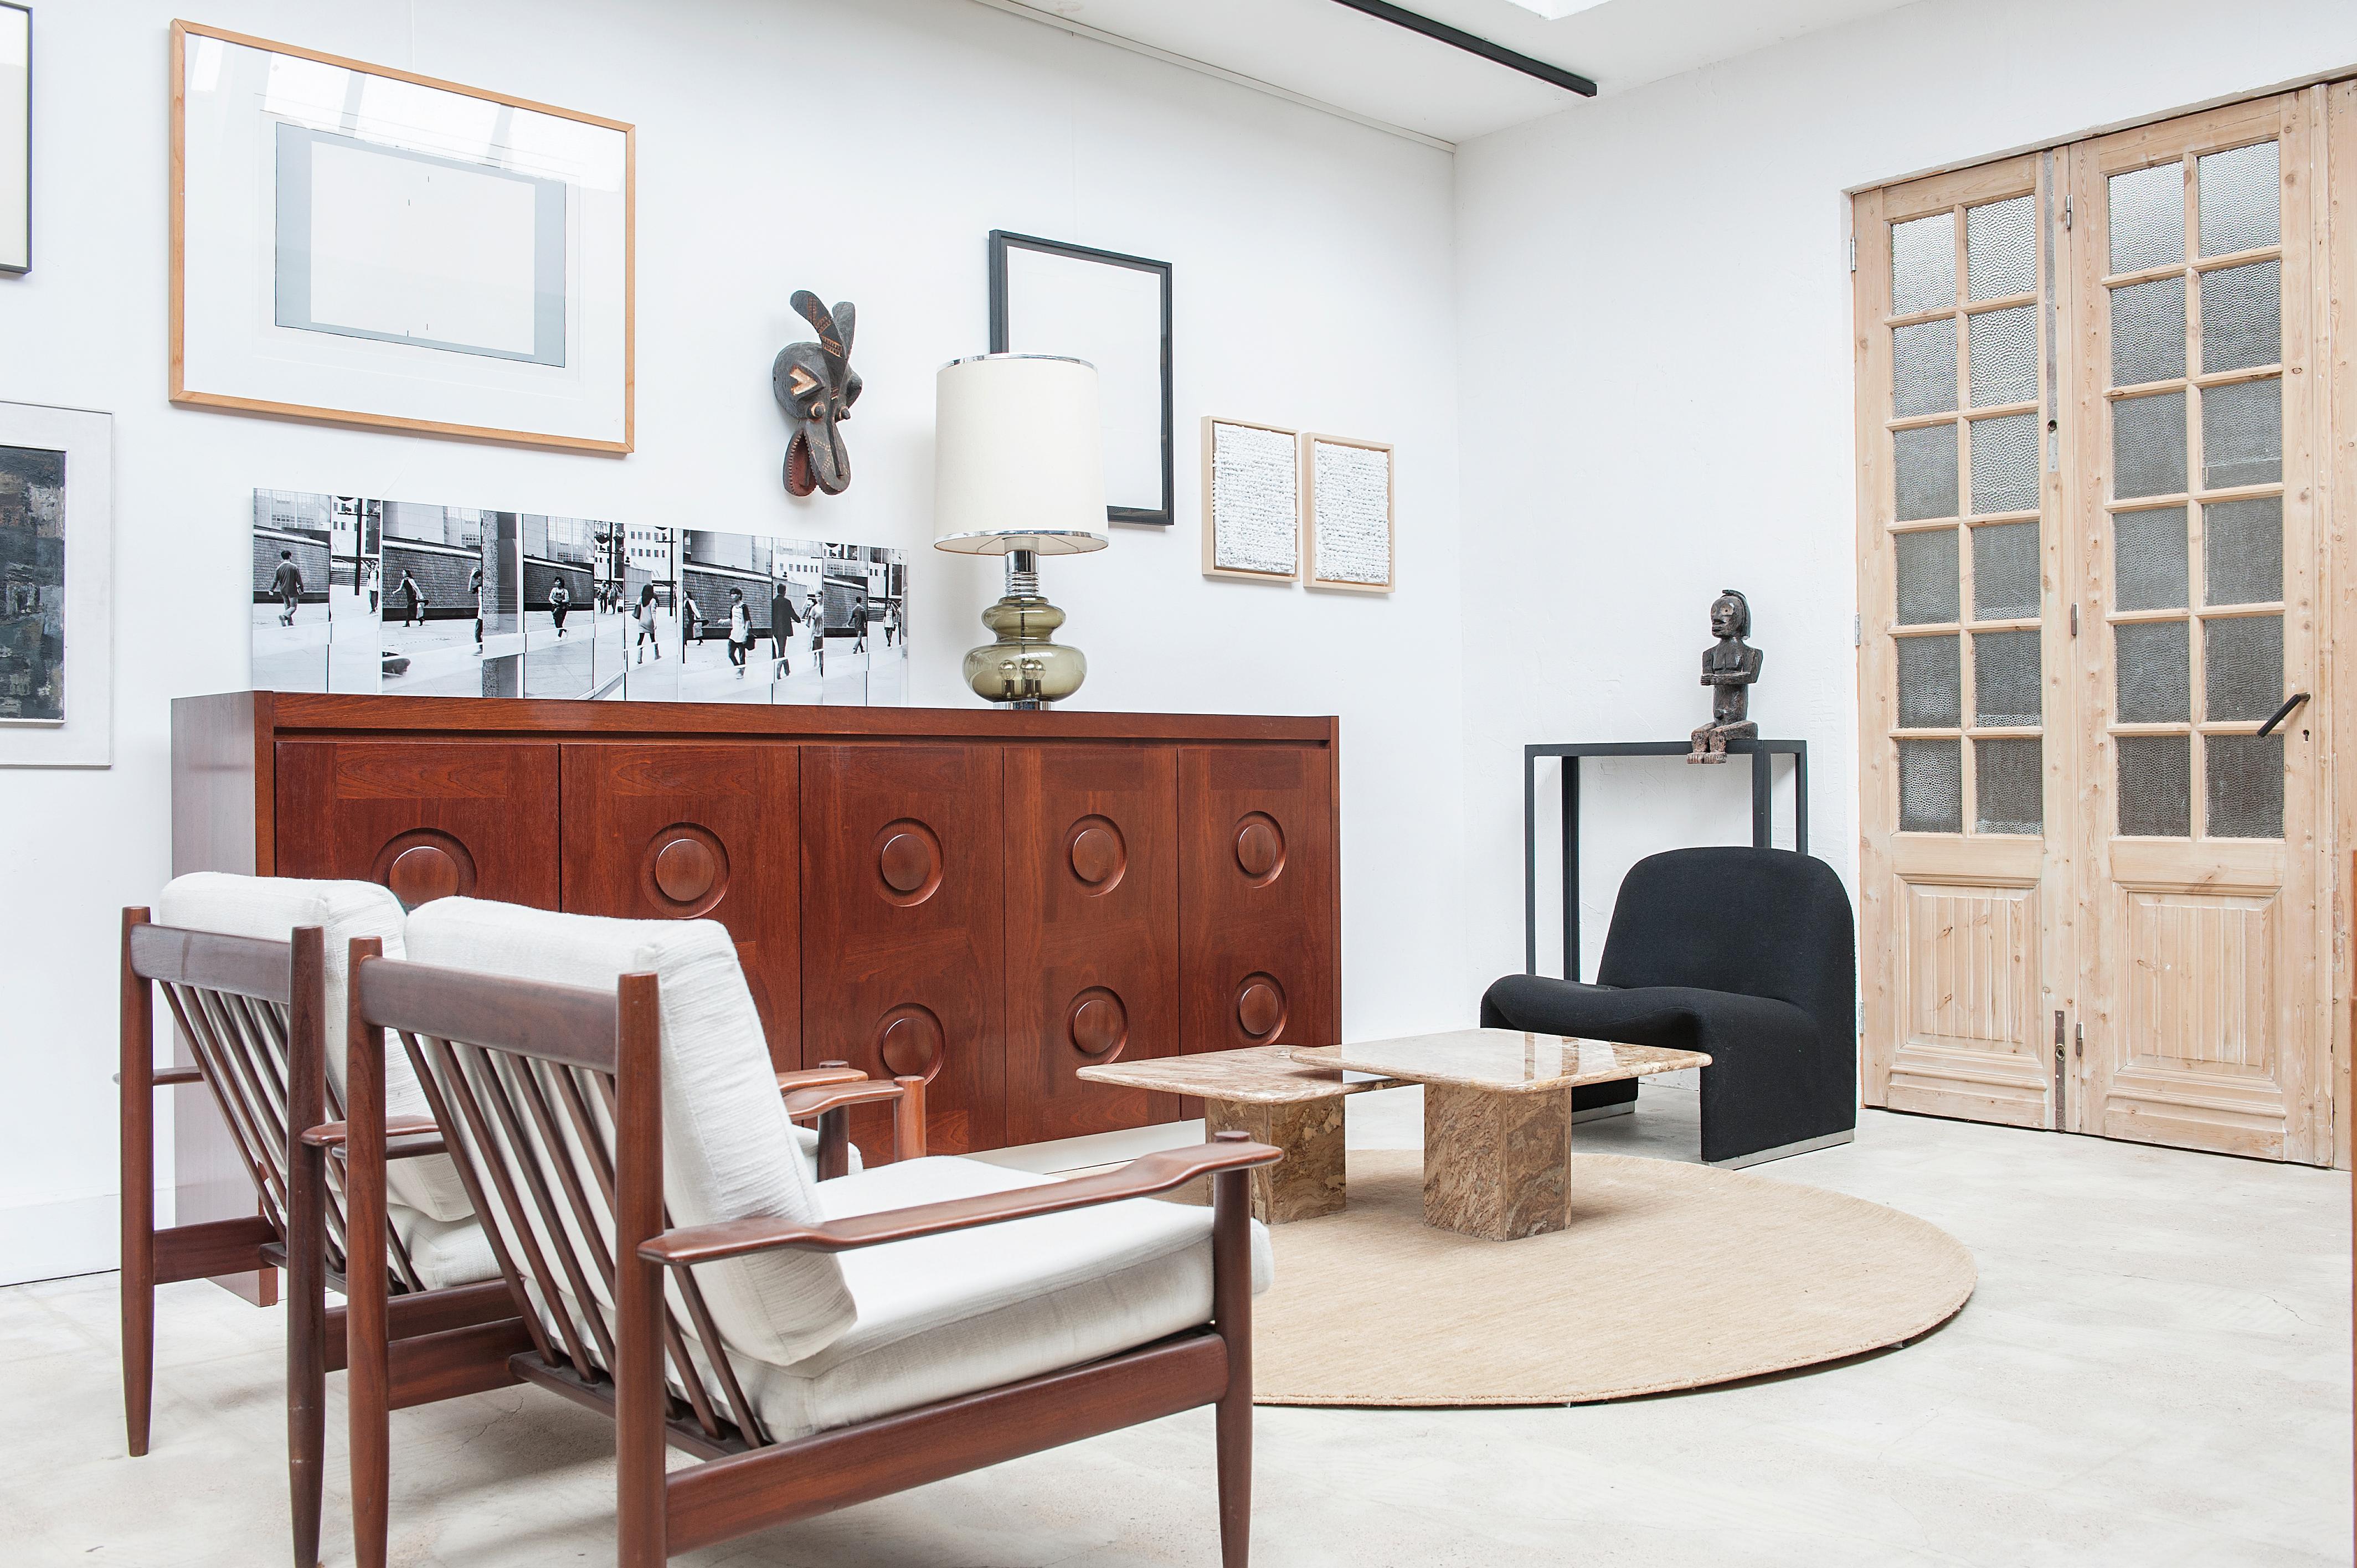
[1325,0,1599,97]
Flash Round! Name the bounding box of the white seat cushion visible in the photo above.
[152,873,474,1225]
[730,1156,1273,1443]
[403,898,857,1367]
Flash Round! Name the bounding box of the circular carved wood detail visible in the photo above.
[873,819,944,906]
[1235,972,1287,1042]
[1067,987,1128,1059]
[876,1004,945,1082]
[641,825,729,916]
[1234,813,1286,885]
[1064,815,1128,894]
[372,830,476,911]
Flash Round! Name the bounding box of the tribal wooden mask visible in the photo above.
[772,290,862,496]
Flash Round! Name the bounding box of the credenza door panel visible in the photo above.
[801,744,1006,1153]
[1005,745,1182,1144]
[558,743,800,1068]
[1178,746,1340,1055]
[274,740,559,910]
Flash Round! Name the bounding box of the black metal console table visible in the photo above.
[1524,739,1809,979]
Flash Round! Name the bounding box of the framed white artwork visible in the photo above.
[0,401,111,766]
[170,22,634,452]
[1303,432,1394,594]
[1201,416,1299,583]
[990,230,1172,527]
[0,2,25,275]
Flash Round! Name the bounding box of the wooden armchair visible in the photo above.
[343,896,1280,1567]
[119,875,524,1568]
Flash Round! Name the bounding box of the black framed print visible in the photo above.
[989,230,1172,527]
[0,2,26,275]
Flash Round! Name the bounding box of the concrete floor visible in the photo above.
[5,1082,2348,1566]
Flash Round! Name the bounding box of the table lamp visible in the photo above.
[933,353,1109,708]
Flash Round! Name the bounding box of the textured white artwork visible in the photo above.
[1308,437,1392,590]
[1208,420,1298,577]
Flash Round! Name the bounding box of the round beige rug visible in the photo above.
[1253,1149,1975,1407]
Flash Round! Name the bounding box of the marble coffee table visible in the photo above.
[1074,1046,1394,1223]
[1292,1029,1711,1241]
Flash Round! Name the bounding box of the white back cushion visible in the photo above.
[152,873,473,1223]
[403,898,857,1366]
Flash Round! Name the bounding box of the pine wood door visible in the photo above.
[1855,154,2078,1129]
[2065,91,2332,1162]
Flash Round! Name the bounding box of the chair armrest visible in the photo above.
[640,1139,1283,1265]
[302,1116,442,1156]
[780,1081,910,1121]
[776,1067,867,1091]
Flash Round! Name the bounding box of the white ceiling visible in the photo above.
[978,0,1919,145]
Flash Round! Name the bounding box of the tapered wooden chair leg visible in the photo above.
[120,907,156,1459]
[347,938,393,1568]
[1211,1134,1255,1568]
[287,1146,327,1568]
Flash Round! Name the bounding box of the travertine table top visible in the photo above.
[1291,1029,1709,1095]
[1075,1044,1393,1103]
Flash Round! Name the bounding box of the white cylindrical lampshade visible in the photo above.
[933,354,1110,555]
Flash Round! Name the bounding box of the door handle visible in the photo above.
[2256,691,2310,738]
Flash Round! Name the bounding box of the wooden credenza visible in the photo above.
[171,692,1341,1156]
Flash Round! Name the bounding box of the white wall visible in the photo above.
[1452,0,2357,988]
[0,0,1468,1280]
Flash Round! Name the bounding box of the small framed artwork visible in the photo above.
[990,230,1171,527]
[1201,416,1299,583]
[0,400,112,766]
[1303,433,1394,594]
[0,2,26,275]
[171,22,634,452]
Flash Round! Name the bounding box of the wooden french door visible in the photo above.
[1855,86,2344,1164]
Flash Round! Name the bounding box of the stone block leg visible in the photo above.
[1421,1085,1572,1240]
[1202,1097,1347,1223]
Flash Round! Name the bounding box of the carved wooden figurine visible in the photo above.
[772,291,862,496]
[1689,587,1762,764]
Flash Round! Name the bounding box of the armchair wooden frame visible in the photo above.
[343,940,1280,1567]
[118,907,525,1568]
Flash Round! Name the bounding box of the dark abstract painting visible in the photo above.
[0,442,65,723]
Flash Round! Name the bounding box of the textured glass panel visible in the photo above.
[2109,277,2186,386]
[2113,390,2187,499]
[2204,733,2284,839]
[2201,377,2281,490]
[2197,141,2279,257]
[2109,163,2185,273]
[1968,306,2037,407]
[2118,734,2193,837]
[1892,212,1957,316]
[1897,635,1962,728]
[1892,318,1958,418]
[1975,738,2043,834]
[2116,620,2191,723]
[1973,630,2041,726]
[1894,527,1959,625]
[1971,413,2040,514]
[1967,196,2036,300]
[2204,615,2282,723]
[2203,496,2282,605]
[2113,507,2189,611]
[1898,739,1963,834]
[1972,521,2039,620]
[2199,261,2280,374]
[1895,422,1959,522]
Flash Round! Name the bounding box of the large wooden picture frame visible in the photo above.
[169,21,635,453]
[1303,432,1395,594]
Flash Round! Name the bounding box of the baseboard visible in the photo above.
[1571,1102,1635,1125]
[1708,1130,1856,1169]
[0,1189,161,1287]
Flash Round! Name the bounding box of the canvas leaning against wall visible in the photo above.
[250,491,907,706]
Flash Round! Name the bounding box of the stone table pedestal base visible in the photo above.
[1421,1083,1573,1240]
[1203,1097,1349,1224]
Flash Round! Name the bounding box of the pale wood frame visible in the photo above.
[1301,432,1396,594]
[167,20,636,455]
[1201,415,1300,584]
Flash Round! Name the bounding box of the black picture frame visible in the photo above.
[988,230,1172,528]
[0,2,27,277]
